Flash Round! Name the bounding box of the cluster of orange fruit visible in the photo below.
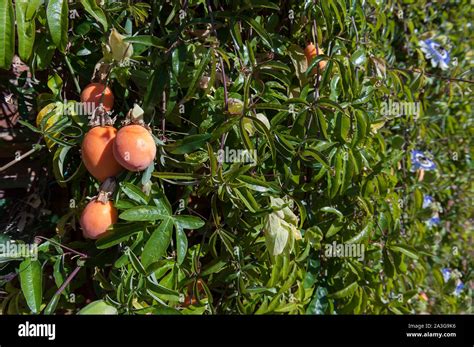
[79,82,156,240]
[70,41,323,241]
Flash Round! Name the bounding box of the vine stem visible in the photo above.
[0,144,42,173]
[311,0,320,101]
[161,90,167,141]
[64,55,81,95]
[51,265,81,301]
[36,236,89,259]
[351,16,360,47]
[388,67,474,84]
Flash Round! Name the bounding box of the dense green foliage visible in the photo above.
[0,0,471,314]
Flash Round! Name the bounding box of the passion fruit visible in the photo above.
[304,43,327,72]
[81,126,123,182]
[80,199,118,239]
[80,83,114,112]
[113,124,156,171]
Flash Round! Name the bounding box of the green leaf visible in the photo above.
[25,0,41,19]
[351,48,366,66]
[345,222,372,244]
[300,149,329,168]
[15,0,36,61]
[43,293,60,315]
[120,182,148,205]
[80,0,108,30]
[77,300,118,314]
[239,117,255,154]
[316,109,329,140]
[328,281,358,299]
[242,17,272,48]
[233,187,257,213]
[96,223,144,249]
[146,280,180,299]
[335,112,351,143]
[318,98,347,114]
[52,145,71,186]
[306,286,329,314]
[47,73,63,97]
[303,257,320,289]
[287,44,308,85]
[152,172,202,180]
[305,54,330,77]
[143,66,168,114]
[123,35,166,48]
[389,244,419,260]
[245,115,276,162]
[19,258,42,314]
[46,0,69,52]
[237,175,279,193]
[182,49,211,102]
[127,247,147,275]
[241,0,279,11]
[0,0,15,69]
[354,110,368,145]
[254,103,288,111]
[166,134,211,155]
[119,206,170,221]
[174,215,205,230]
[383,249,396,278]
[175,224,187,265]
[320,206,344,220]
[141,218,173,268]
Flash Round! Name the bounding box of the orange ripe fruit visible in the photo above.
[113,125,156,172]
[304,43,327,71]
[81,126,124,182]
[80,83,114,111]
[80,200,118,239]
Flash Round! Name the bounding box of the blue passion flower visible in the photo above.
[423,195,434,208]
[411,150,437,171]
[453,281,464,296]
[419,39,450,70]
[426,214,440,227]
[441,268,452,283]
